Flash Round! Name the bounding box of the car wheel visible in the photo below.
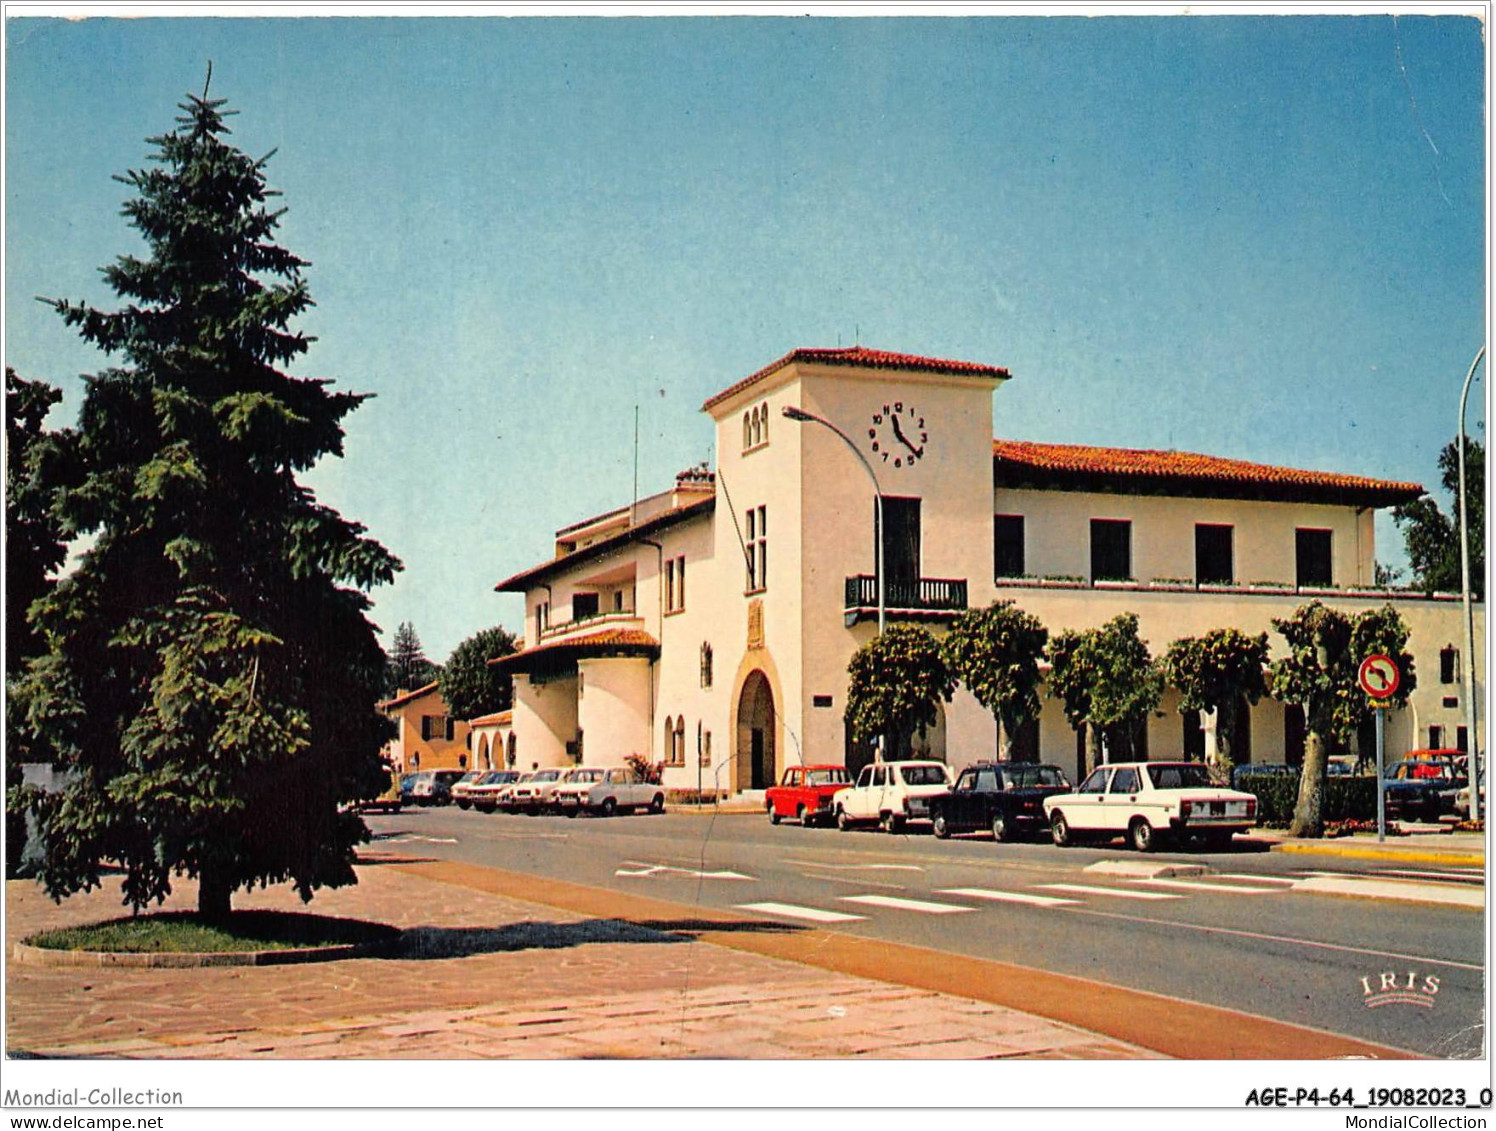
[837,807,852,832]
[992,812,1014,843]
[1050,811,1072,848]
[649,793,665,815]
[565,807,578,818]
[456,799,470,810]
[768,804,781,825]
[600,797,617,818]
[932,812,951,839]
[796,804,808,825]
[1130,818,1158,853]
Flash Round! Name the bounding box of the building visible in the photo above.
[492,346,1483,794]
[379,682,472,773]
[468,710,514,771]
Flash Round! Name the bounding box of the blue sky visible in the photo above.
[5,13,1486,660]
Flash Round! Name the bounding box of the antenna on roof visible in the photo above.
[630,404,640,527]
[855,323,860,346]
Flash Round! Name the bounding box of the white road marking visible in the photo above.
[938,887,1079,908]
[1061,905,1484,972]
[1214,873,1298,886]
[381,835,458,844]
[736,902,866,924]
[1038,883,1181,901]
[1374,868,1485,883]
[783,859,925,872]
[840,894,974,914]
[1292,874,1484,909]
[615,862,754,880]
[1132,877,1282,895]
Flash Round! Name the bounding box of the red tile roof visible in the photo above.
[993,440,1423,506]
[378,681,441,711]
[468,710,513,728]
[488,628,661,674]
[701,346,1010,412]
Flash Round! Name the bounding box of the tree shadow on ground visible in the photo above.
[389,916,804,960]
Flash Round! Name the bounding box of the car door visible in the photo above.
[848,765,876,818]
[974,767,1002,828]
[1107,766,1142,831]
[1069,767,1112,830]
[948,768,978,829]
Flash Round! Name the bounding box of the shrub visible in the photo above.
[625,753,662,784]
[1235,771,1378,826]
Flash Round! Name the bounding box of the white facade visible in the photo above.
[492,347,1483,795]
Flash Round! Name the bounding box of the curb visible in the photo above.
[12,935,398,969]
[1268,842,1486,867]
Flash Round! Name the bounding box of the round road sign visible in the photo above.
[1358,654,1400,699]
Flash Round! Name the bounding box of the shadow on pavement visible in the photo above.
[388,916,805,959]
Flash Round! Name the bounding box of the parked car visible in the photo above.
[930,762,1070,841]
[398,772,421,807]
[1383,759,1461,823]
[448,771,487,809]
[352,768,403,814]
[507,767,567,814]
[1043,761,1258,852]
[832,760,953,833]
[1454,769,1485,819]
[469,771,523,812]
[553,767,665,816]
[765,765,853,826]
[409,769,466,806]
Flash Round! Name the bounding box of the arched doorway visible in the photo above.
[477,734,491,770]
[736,670,777,791]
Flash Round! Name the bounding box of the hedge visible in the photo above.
[1234,771,1379,825]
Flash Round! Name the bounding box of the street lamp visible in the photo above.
[783,405,887,762]
[1458,347,1484,821]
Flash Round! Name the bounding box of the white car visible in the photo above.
[832,760,953,833]
[1043,761,1258,852]
[468,771,523,812]
[552,767,665,817]
[507,768,567,814]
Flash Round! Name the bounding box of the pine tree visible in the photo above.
[386,621,439,695]
[16,72,400,920]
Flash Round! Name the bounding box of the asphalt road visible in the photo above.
[365,805,1486,1059]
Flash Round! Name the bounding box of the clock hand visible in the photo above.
[890,414,923,457]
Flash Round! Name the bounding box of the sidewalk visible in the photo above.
[1250,827,1486,866]
[5,857,1157,1060]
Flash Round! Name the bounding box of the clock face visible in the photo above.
[867,400,928,469]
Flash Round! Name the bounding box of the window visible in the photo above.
[975,768,999,792]
[700,642,713,688]
[612,590,624,613]
[535,601,549,638]
[881,496,922,594]
[1296,528,1333,587]
[743,413,752,451]
[421,715,453,741]
[746,505,767,592]
[573,592,599,621]
[700,725,712,767]
[1440,645,1459,684]
[1195,524,1234,585]
[1090,519,1131,581]
[1430,725,1444,749]
[760,402,768,445]
[955,769,978,792]
[1078,768,1110,794]
[994,514,1025,578]
[666,556,686,613]
[675,716,687,765]
[1109,768,1139,794]
[1457,726,1469,753]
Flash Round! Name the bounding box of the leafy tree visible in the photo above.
[1270,602,1415,837]
[1393,437,1484,599]
[1162,628,1271,778]
[386,620,438,695]
[940,601,1048,761]
[5,369,74,876]
[845,625,956,759]
[15,75,399,920]
[1047,613,1163,776]
[439,626,519,721]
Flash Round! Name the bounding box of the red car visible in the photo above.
[765,765,853,826]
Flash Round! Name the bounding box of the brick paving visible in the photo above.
[6,858,1160,1060]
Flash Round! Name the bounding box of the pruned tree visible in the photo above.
[845,625,956,760]
[1394,436,1484,599]
[1163,628,1271,779]
[440,626,519,721]
[940,600,1048,761]
[1270,602,1415,837]
[386,620,439,695]
[14,74,400,920]
[1047,613,1163,776]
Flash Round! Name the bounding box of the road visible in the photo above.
[365,805,1485,1059]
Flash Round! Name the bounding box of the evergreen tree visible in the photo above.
[386,620,439,694]
[1393,437,1484,600]
[439,626,518,721]
[16,74,400,919]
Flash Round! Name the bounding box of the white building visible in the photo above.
[492,346,1482,795]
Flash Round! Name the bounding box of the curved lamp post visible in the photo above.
[1459,347,1484,821]
[783,405,886,762]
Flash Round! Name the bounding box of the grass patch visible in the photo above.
[28,910,399,954]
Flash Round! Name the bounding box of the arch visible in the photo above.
[735,671,777,791]
[477,733,491,770]
[675,715,686,765]
[743,412,752,450]
[759,401,768,444]
[505,732,517,768]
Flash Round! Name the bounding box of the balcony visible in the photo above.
[843,575,968,627]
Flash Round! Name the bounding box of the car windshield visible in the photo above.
[1004,765,1066,789]
[1146,764,1214,790]
[898,764,949,786]
[533,770,560,782]
[569,769,604,783]
[806,769,850,786]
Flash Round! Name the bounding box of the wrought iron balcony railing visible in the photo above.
[843,575,968,626]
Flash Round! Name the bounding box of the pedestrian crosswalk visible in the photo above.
[732,862,1484,927]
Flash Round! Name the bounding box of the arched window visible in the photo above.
[760,401,768,444]
[675,716,687,765]
[665,718,676,764]
[743,412,752,450]
[700,642,713,688]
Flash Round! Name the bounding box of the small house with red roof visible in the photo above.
[491,346,1481,792]
[379,682,472,774]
